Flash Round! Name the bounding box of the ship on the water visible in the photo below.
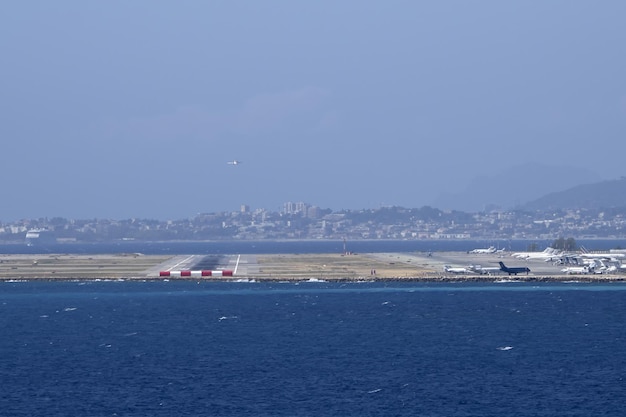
[24,228,55,246]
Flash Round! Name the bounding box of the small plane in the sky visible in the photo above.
[227,160,242,165]
[498,262,530,275]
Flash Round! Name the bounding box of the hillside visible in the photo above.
[432,163,603,212]
[519,178,626,211]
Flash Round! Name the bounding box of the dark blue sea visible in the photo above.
[1,280,625,416]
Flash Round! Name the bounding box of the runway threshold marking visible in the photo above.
[169,255,197,271]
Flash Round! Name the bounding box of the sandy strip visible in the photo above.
[0,253,172,280]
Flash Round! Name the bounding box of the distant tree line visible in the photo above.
[526,237,577,252]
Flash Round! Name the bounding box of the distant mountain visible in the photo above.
[518,177,626,211]
[432,163,603,212]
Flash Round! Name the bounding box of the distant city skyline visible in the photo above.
[2,2,625,221]
[3,203,625,243]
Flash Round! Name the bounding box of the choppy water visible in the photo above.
[1,281,625,416]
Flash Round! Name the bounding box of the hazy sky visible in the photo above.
[2,1,625,221]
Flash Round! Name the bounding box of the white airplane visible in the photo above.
[577,246,626,261]
[512,247,561,261]
[561,266,589,275]
[227,160,242,165]
[468,264,501,275]
[579,252,625,261]
[470,246,496,254]
[444,265,470,274]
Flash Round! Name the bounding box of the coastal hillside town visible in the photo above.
[2,203,626,244]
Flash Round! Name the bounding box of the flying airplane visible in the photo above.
[227,160,242,165]
[498,262,530,276]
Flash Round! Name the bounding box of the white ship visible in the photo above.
[25,228,53,246]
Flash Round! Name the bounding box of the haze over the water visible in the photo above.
[2,2,625,221]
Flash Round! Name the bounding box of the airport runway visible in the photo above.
[1,252,623,281]
[145,254,260,277]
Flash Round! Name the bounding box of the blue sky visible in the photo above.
[2,1,625,220]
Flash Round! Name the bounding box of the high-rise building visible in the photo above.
[295,202,307,213]
[283,202,295,214]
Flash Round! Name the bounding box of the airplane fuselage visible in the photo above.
[470,246,496,254]
[444,266,469,274]
[498,262,530,275]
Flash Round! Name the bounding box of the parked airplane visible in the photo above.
[562,256,612,272]
[511,247,561,261]
[444,265,470,274]
[561,266,589,275]
[468,264,501,275]
[578,251,625,262]
[470,246,496,254]
[227,160,242,165]
[498,262,530,275]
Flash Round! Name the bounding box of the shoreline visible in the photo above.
[2,276,625,283]
[1,252,625,283]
